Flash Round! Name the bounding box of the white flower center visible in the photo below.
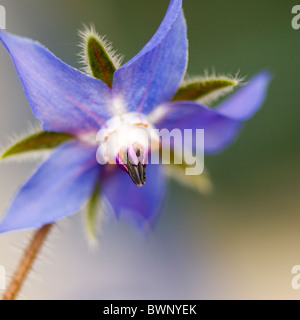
[96,112,159,166]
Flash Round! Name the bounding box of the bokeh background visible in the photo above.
[0,0,299,299]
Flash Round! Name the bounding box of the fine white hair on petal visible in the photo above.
[77,24,124,76]
[182,70,246,106]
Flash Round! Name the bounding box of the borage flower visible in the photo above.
[0,0,271,235]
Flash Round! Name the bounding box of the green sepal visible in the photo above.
[164,150,213,195]
[165,164,213,195]
[1,131,74,159]
[85,181,101,241]
[172,77,239,103]
[87,36,116,87]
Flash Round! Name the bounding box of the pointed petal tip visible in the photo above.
[112,0,187,114]
[258,69,273,79]
[0,29,112,134]
[250,69,273,86]
[215,69,272,121]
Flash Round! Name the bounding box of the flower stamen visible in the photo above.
[117,146,147,186]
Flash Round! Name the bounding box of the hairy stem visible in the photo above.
[2,223,53,300]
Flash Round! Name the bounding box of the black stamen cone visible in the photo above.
[127,160,146,186]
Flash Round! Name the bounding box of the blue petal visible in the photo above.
[112,0,187,114]
[152,71,271,154]
[152,101,243,154]
[0,141,100,233]
[217,71,272,120]
[0,30,112,135]
[102,164,166,228]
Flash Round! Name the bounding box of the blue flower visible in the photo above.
[0,0,271,233]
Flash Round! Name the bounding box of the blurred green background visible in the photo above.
[0,0,299,299]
